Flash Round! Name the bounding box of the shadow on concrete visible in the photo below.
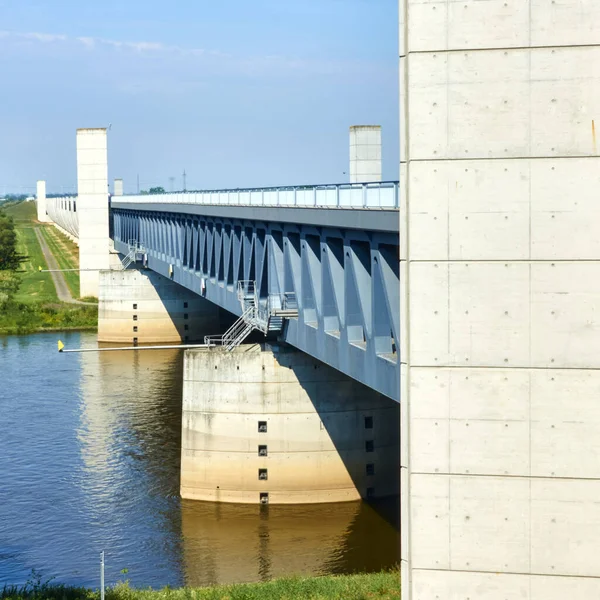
[269,342,400,527]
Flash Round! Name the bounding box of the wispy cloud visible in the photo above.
[0,29,391,81]
[0,30,227,58]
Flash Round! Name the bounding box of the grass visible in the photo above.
[0,200,97,335]
[0,570,400,600]
[2,199,37,223]
[13,226,57,303]
[39,225,80,298]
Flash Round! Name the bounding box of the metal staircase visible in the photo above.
[120,239,146,270]
[204,281,298,350]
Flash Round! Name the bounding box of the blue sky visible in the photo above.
[0,0,398,194]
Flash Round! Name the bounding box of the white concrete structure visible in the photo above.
[182,344,399,504]
[77,128,109,298]
[113,178,123,197]
[349,125,381,183]
[98,269,220,344]
[36,180,51,223]
[400,2,600,598]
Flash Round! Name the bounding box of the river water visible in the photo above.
[0,332,399,589]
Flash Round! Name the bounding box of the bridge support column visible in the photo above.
[36,180,51,223]
[98,269,220,344]
[77,128,109,299]
[401,1,600,598]
[181,343,399,504]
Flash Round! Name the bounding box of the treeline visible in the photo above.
[0,210,22,307]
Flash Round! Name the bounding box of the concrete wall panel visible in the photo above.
[530,47,600,157]
[531,263,600,367]
[410,474,450,570]
[531,479,600,576]
[449,476,530,573]
[531,0,600,46]
[409,263,449,365]
[448,263,530,366]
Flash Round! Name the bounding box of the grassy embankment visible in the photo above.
[0,200,97,335]
[1,570,400,600]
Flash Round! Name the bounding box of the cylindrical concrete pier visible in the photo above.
[98,269,221,344]
[181,343,399,504]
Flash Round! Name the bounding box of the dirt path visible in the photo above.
[34,227,91,305]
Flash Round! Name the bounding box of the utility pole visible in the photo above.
[182,169,187,192]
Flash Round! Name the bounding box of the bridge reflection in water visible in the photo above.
[76,338,398,587]
[181,497,399,587]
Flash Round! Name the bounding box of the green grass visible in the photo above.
[0,570,400,600]
[2,200,37,223]
[0,202,98,335]
[0,301,97,335]
[39,226,80,298]
[14,226,58,303]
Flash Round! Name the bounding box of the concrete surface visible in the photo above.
[98,268,220,344]
[350,125,382,183]
[77,128,109,298]
[400,1,600,598]
[181,343,399,504]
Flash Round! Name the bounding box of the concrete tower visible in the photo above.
[113,178,123,197]
[76,128,109,298]
[36,180,51,223]
[349,125,382,183]
[401,1,600,598]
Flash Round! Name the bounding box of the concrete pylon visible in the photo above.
[76,128,109,298]
[349,125,381,183]
[113,178,123,196]
[400,1,600,598]
[36,180,51,223]
[181,344,399,504]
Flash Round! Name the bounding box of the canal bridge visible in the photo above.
[46,181,400,401]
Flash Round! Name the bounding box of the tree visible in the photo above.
[0,270,20,307]
[140,187,166,195]
[0,211,21,270]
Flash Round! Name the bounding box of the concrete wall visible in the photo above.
[349,125,382,183]
[36,180,51,223]
[182,343,399,504]
[77,128,109,298]
[400,1,600,598]
[98,269,221,344]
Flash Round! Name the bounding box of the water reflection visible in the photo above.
[0,332,398,589]
[181,498,399,587]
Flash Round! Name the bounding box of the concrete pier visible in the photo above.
[77,128,109,298]
[98,269,220,344]
[36,180,51,223]
[181,344,399,504]
[349,125,381,183]
[400,1,600,597]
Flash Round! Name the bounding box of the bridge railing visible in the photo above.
[118,181,399,210]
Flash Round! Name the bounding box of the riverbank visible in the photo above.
[1,570,400,600]
[0,201,97,335]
